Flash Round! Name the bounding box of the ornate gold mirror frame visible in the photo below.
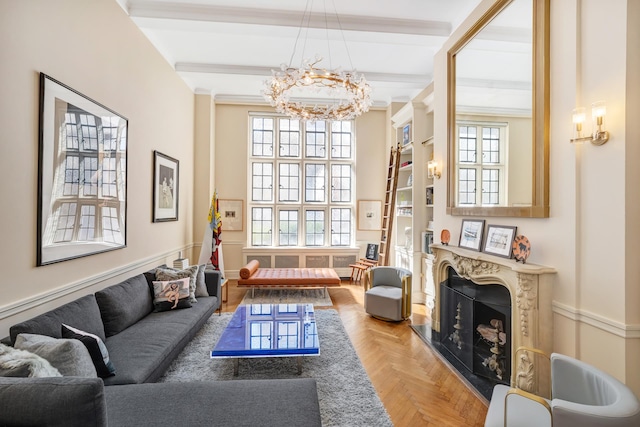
[446,0,549,218]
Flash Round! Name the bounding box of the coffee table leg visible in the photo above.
[233,358,239,376]
[297,356,302,375]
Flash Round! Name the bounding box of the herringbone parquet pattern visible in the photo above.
[223,280,488,426]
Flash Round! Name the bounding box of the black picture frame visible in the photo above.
[37,73,128,266]
[153,151,179,222]
[458,219,485,251]
[483,225,517,258]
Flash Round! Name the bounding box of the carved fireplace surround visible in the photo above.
[430,244,556,392]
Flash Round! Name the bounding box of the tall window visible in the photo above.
[456,121,507,206]
[249,115,354,247]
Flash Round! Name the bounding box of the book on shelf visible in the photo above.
[400,160,413,167]
[173,258,189,269]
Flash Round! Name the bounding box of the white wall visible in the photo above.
[0,0,195,336]
[433,0,640,395]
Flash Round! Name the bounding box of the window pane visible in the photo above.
[82,156,98,196]
[102,206,123,244]
[77,205,96,241]
[102,157,117,197]
[278,163,300,202]
[305,121,326,158]
[251,207,272,246]
[482,127,500,164]
[305,164,326,202]
[63,155,80,196]
[331,164,351,202]
[278,210,298,246]
[331,121,352,159]
[458,168,476,205]
[252,117,274,156]
[279,118,300,157]
[458,126,476,163]
[305,210,325,246]
[482,169,500,205]
[54,202,77,242]
[330,208,351,246]
[79,114,98,151]
[252,162,273,201]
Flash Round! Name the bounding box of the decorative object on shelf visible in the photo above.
[427,220,434,231]
[570,101,610,145]
[218,199,243,231]
[421,231,433,254]
[357,200,382,230]
[261,0,371,121]
[426,186,434,205]
[441,229,451,245]
[153,151,179,222]
[483,225,517,258]
[407,174,413,187]
[404,227,412,250]
[402,123,411,145]
[512,235,531,264]
[38,73,128,265]
[458,219,485,251]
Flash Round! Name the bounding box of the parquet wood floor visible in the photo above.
[222,279,488,426]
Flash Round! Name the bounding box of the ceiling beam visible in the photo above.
[127,2,452,37]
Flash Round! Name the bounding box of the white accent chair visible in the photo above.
[485,349,640,427]
[363,266,412,321]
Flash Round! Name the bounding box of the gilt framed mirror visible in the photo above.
[447,0,549,218]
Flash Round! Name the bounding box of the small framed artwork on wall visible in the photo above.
[218,199,243,231]
[153,151,179,222]
[458,219,485,251]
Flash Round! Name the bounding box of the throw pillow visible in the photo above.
[152,278,192,312]
[194,264,209,297]
[14,334,97,378]
[61,324,115,378]
[156,265,198,303]
[0,343,62,378]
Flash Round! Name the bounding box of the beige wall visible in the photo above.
[0,0,195,336]
[433,0,640,395]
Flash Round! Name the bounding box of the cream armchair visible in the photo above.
[485,348,640,427]
[363,266,412,321]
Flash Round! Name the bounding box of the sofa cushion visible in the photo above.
[195,264,208,297]
[156,266,199,303]
[152,278,192,312]
[95,273,153,337]
[0,343,62,378]
[9,294,106,345]
[104,379,322,427]
[102,296,217,385]
[14,333,97,377]
[62,324,115,378]
[0,377,107,427]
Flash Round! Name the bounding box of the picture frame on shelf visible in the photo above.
[357,200,382,230]
[483,225,517,258]
[458,219,485,251]
[426,186,434,205]
[153,151,179,222]
[402,123,411,145]
[37,73,128,266]
[218,199,244,231]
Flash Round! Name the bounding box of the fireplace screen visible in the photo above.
[440,268,511,384]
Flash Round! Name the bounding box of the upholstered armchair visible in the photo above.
[485,348,640,427]
[363,266,412,321]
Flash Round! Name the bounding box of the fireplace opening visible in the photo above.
[440,267,511,388]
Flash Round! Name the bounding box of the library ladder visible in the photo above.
[379,144,401,266]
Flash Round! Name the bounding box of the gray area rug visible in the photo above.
[240,288,333,306]
[159,309,392,427]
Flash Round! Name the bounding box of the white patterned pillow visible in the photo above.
[0,343,61,378]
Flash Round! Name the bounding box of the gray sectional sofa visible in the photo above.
[0,266,322,426]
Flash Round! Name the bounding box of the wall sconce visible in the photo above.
[570,101,610,145]
[428,160,441,179]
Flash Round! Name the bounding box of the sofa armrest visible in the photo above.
[0,377,107,427]
[204,268,222,298]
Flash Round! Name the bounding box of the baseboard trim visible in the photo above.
[552,301,640,339]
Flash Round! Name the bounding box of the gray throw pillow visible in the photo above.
[156,266,199,303]
[194,264,209,297]
[14,334,97,378]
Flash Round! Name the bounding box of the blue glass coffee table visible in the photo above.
[211,303,319,375]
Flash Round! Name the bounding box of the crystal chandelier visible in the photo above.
[262,2,372,122]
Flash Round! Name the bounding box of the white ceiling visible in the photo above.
[116,0,483,106]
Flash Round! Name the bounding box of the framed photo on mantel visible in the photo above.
[459,219,485,251]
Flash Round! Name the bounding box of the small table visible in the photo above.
[211,303,319,375]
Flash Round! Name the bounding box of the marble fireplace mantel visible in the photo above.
[430,244,556,392]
